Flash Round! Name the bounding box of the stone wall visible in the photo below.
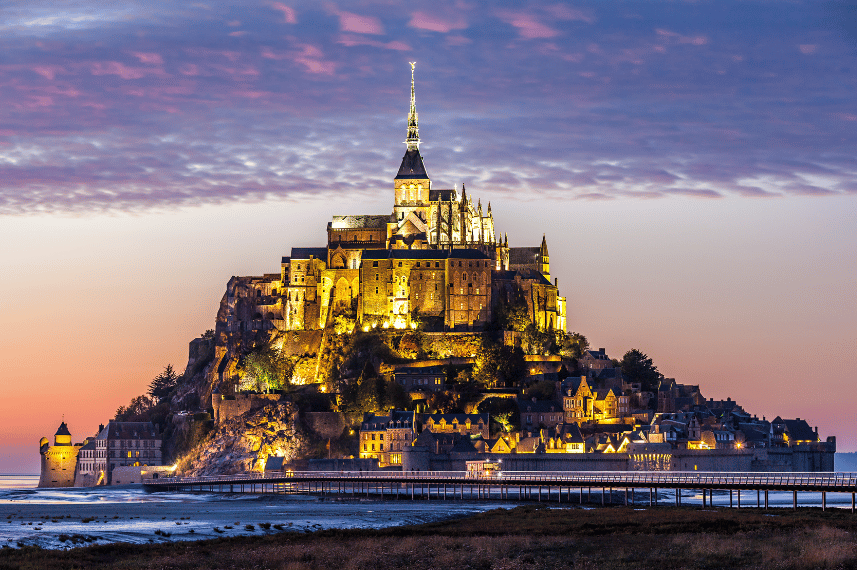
[110,465,175,485]
[306,458,382,471]
[213,393,281,425]
[402,444,836,473]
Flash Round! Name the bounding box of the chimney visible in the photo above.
[599,348,605,355]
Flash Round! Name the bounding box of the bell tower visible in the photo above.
[393,62,431,223]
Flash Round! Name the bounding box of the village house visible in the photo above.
[359,410,417,467]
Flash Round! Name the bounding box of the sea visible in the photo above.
[2,467,854,550]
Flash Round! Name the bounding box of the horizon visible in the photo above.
[2,0,856,472]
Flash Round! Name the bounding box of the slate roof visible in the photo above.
[448,249,490,260]
[508,247,540,266]
[55,422,71,437]
[264,456,285,471]
[783,419,817,441]
[429,189,456,201]
[422,413,488,425]
[395,149,429,179]
[514,268,552,285]
[98,421,160,440]
[290,247,328,260]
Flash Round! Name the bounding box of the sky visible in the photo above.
[1,0,856,472]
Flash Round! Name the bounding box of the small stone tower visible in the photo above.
[38,421,83,488]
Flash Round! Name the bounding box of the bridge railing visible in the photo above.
[149,470,857,490]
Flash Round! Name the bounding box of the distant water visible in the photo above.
[0,474,38,490]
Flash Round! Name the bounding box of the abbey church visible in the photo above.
[219,64,566,335]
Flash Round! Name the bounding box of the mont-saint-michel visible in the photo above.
[36,66,835,489]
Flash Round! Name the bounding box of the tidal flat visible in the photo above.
[1,505,856,569]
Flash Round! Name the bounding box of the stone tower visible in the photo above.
[393,62,431,224]
[38,421,83,488]
[539,234,550,281]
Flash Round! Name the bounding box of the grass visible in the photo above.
[1,505,856,569]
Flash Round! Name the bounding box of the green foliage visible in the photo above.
[559,332,589,360]
[115,395,157,421]
[148,364,179,403]
[426,391,458,414]
[521,324,557,355]
[494,297,531,332]
[472,340,527,388]
[524,380,557,401]
[477,397,519,432]
[237,343,294,393]
[620,349,664,394]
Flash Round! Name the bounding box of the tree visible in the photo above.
[148,364,179,403]
[559,332,589,360]
[238,344,294,392]
[620,349,664,393]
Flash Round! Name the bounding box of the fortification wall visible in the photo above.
[213,393,281,425]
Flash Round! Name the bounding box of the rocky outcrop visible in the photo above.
[184,402,309,476]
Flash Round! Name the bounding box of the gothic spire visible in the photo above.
[406,62,419,151]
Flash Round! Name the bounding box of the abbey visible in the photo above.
[219,64,565,335]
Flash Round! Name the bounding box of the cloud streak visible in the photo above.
[0,0,855,214]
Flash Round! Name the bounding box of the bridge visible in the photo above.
[144,470,857,512]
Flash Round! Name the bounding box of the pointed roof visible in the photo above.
[396,63,429,181]
[55,422,71,437]
[540,234,548,255]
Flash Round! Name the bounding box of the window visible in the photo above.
[373,261,378,267]
[127,451,132,458]
[375,287,379,294]
[375,273,379,281]
[371,444,375,451]
[380,444,384,450]
[371,433,375,440]
[398,262,402,267]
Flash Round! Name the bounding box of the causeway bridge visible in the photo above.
[144,471,857,512]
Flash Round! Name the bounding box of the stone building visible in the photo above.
[99,421,163,483]
[359,411,417,467]
[211,64,566,343]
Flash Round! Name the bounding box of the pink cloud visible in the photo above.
[229,31,247,37]
[328,6,383,35]
[497,10,559,39]
[90,61,147,80]
[799,44,817,54]
[131,52,163,65]
[408,11,467,33]
[270,2,297,24]
[336,35,410,51]
[32,65,63,79]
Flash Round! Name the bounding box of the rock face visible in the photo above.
[185,402,308,476]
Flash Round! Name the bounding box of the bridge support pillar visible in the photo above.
[675,488,679,506]
[822,491,826,511]
[757,490,760,508]
[852,492,855,514]
[649,488,653,507]
[793,490,797,509]
[765,490,769,510]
